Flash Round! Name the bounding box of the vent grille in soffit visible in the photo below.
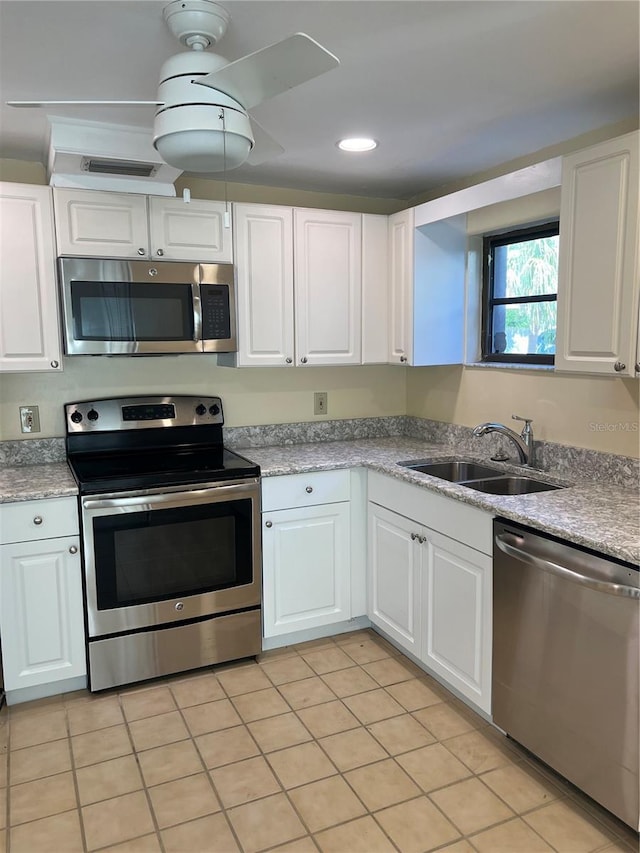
[81,157,159,178]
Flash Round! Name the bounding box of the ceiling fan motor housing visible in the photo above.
[153,51,254,172]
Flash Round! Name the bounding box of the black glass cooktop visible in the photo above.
[68,446,260,495]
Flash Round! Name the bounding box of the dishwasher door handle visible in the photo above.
[495,533,640,599]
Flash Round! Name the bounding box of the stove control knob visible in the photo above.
[195,404,207,416]
[70,411,83,424]
[209,404,220,416]
[87,409,99,422]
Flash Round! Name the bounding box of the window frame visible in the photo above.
[481,220,559,366]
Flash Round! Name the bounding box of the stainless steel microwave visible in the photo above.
[58,258,237,355]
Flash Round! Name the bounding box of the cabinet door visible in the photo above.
[422,530,492,714]
[367,503,421,656]
[233,204,295,366]
[294,209,362,366]
[556,132,639,376]
[388,208,414,365]
[262,503,351,637]
[0,536,86,691]
[148,197,232,262]
[362,214,389,364]
[0,183,63,373]
[53,188,149,258]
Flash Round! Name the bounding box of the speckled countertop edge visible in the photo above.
[0,463,78,503]
[2,439,638,565]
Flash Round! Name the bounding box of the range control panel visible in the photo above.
[65,396,224,433]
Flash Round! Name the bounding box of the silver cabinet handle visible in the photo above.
[33,516,43,525]
[156,248,164,256]
[50,360,59,369]
[137,248,146,256]
[265,521,273,528]
[69,545,78,554]
[305,486,313,494]
[410,532,418,540]
[614,361,626,372]
[285,357,292,364]
[418,535,426,544]
[300,357,308,364]
[400,355,407,363]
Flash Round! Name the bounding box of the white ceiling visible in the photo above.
[0,0,638,200]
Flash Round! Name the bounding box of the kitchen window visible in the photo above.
[481,221,559,365]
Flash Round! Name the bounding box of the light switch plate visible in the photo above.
[314,392,328,416]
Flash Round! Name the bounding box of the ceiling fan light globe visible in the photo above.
[155,129,251,171]
[153,104,253,172]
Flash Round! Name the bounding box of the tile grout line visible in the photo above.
[64,702,90,853]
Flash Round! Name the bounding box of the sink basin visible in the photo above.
[400,460,505,482]
[463,476,562,495]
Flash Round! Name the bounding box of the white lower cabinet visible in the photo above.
[367,472,492,714]
[368,503,421,656]
[261,470,352,638]
[0,497,86,697]
[422,531,491,712]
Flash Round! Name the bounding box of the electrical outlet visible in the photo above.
[20,406,40,433]
[314,392,328,416]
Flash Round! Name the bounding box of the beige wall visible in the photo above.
[406,366,639,457]
[0,361,406,440]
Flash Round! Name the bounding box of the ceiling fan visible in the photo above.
[7,0,340,173]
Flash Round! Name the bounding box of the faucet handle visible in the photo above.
[512,414,533,426]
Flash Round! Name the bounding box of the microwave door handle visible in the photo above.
[192,281,202,345]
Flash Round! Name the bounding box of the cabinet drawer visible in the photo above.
[262,470,350,512]
[0,497,79,545]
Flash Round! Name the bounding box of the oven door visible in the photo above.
[80,479,261,637]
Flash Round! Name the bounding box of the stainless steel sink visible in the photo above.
[463,476,562,495]
[398,457,564,495]
[400,459,504,482]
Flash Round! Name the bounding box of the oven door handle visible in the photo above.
[82,482,258,512]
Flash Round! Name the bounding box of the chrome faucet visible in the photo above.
[472,415,535,466]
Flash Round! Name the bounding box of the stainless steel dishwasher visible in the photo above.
[493,519,640,830]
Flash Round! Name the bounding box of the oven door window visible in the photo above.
[71,281,195,342]
[93,499,253,609]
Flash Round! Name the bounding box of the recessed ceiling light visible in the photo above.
[337,137,378,152]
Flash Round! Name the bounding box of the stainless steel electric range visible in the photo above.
[65,395,261,691]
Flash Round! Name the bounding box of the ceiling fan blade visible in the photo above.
[194,33,339,110]
[7,100,163,108]
[247,116,284,165]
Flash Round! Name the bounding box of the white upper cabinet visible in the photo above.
[232,204,362,367]
[0,182,63,373]
[388,209,414,364]
[53,188,149,258]
[53,188,232,262]
[556,131,639,376]
[233,204,294,367]
[387,208,467,366]
[361,214,389,364]
[147,197,232,262]
[294,209,362,366]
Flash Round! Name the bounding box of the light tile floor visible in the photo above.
[0,629,637,853]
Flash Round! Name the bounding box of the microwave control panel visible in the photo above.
[201,285,231,341]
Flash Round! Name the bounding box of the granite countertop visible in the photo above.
[1,438,638,565]
[0,463,78,503]
[243,437,640,566]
